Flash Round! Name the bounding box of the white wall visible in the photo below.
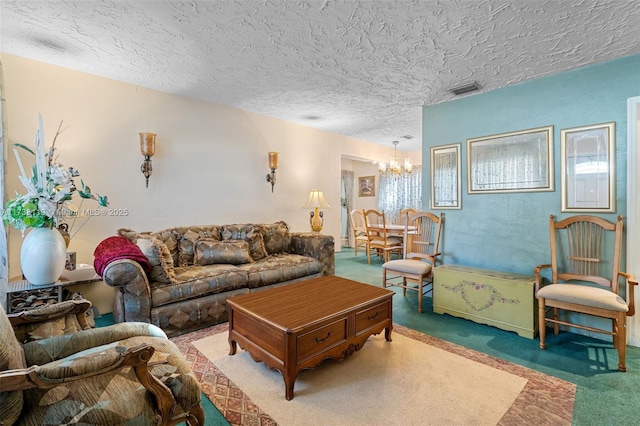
[2,54,401,280]
[351,161,380,212]
[341,157,421,214]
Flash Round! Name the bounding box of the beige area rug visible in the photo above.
[171,324,576,425]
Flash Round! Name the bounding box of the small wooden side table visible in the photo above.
[6,274,101,313]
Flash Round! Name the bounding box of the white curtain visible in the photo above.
[470,138,548,190]
[378,169,422,223]
[341,170,354,247]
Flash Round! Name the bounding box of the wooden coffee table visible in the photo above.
[227,275,394,400]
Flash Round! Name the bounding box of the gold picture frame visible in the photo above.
[561,122,615,212]
[467,126,554,194]
[358,175,376,197]
[430,143,461,209]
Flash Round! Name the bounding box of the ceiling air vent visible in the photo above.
[449,82,481,96]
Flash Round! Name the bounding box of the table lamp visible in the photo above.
[302,189,331,233]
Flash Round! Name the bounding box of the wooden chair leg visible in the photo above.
[382,269,387,289]
[616,314,627,372]
[553,307,560,335]
[187,404,206,426]
[418,279,423,313]
[538,299,547,350]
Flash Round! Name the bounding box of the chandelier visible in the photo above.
[379,140,412,176]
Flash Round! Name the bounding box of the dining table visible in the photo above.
[366,223,417,236]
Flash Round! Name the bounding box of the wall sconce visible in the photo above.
[139,132,156,188]
[266,151,278,192]
[302,189,331,233]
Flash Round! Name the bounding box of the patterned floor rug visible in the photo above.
[171,323,575,425]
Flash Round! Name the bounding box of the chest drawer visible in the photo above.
[297,318,347,361]
[356,302,390,334]
[433,264,536,339]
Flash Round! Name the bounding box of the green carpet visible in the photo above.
[336,249,640,426]
[97,250,640,425]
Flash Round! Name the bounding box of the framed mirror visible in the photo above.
[561,122,615,212]
[430,143,461,209]
[467,126,554,193]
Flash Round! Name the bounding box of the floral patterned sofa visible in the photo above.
[98,221,334,337]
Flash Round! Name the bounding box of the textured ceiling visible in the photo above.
[2,0,639,152]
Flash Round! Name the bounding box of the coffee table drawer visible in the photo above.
[297,318,347,361]
[356,302,390,334]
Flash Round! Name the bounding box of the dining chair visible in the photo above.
[382,211,444,313]
[363,209,403,264]
[398,208,418,226]
[535,215,637,371]
[349,209,368,256]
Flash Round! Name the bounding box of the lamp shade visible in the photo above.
[268,151,279,169]
[139,132,156,157]
[302,189,331,209]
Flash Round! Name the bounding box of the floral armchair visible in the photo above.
[0,299,204,425]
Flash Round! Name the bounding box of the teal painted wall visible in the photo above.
[422,54,640,276]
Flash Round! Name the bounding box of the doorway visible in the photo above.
[626,96,640,346]
[340,171,351,248]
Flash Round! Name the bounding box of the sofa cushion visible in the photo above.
[238,253,322,288]
[537,283,629,312]
[117,227,141,243]
[150,228,179,266]
[151,265,248,307]
[194,239,253,266]
[258,221,291,255]
[136,235,177,284]
[173,226,221,266]
[221,224,268,261]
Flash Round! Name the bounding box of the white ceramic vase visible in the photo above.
[20,227,67,285]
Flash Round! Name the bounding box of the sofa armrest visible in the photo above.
[102,259,152,324]
[289,232,335,276]
[22,322,168,365]
[8,299,92,328]
[9,299,93,344]
[1,344,153,391]
[0,344,175,410]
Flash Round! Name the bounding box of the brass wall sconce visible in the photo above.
[266,151,279,192]
[139,132,156,188]
[302,189,331,233]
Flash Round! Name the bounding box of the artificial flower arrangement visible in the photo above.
[2,115,109,239]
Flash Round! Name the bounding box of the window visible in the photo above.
[378,170,422,222]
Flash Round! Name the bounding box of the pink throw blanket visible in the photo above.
[93,236,151,277]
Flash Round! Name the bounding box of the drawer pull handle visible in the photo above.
[315,331,333,343]
[367,311,381,320]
